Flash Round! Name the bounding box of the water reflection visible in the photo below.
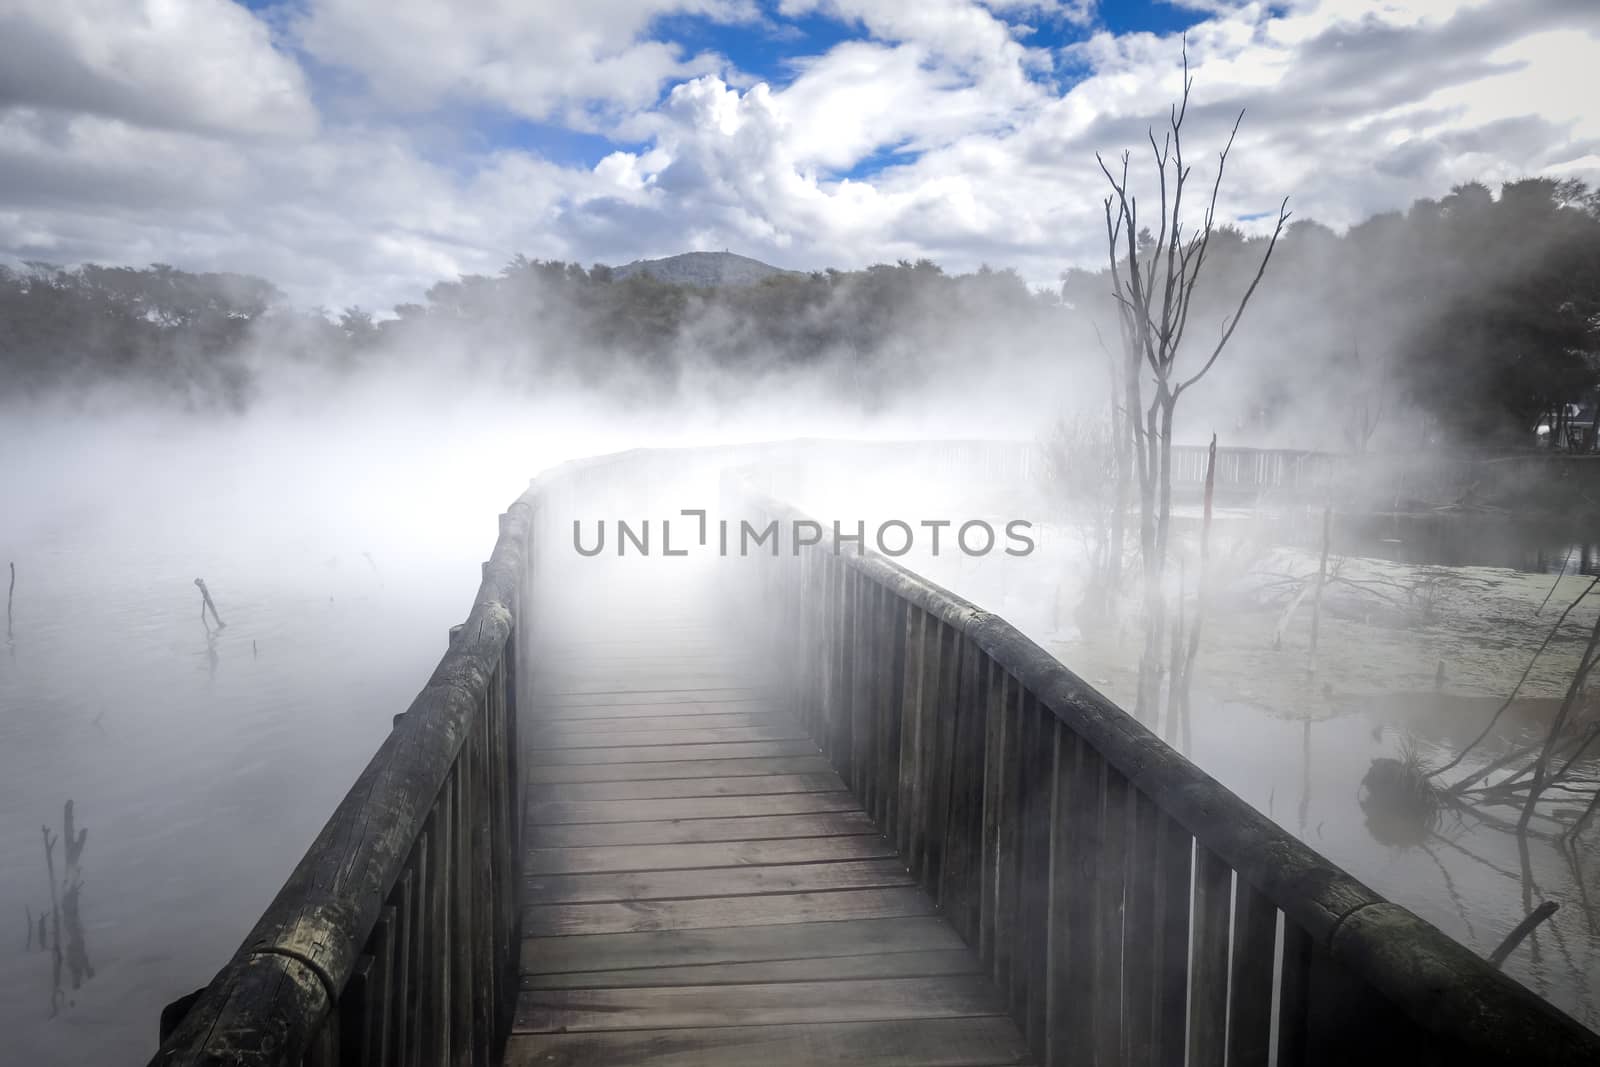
[34,800,93,1017]
[1327,511,1600,576]
[202,617,219,680]
[1359,754,1442,847]
[1534,544,1599,578]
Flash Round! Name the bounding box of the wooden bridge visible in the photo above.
[150,443,1600,1067]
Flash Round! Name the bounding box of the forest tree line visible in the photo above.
[1,176,1596,448]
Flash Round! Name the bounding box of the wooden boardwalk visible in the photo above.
[506,559,1032,1067]
[149,449,1600,1067]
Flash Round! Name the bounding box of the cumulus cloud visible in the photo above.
[0,0,1596,311]
[562,0,1600,284]
[0,0,315,137]
[291,0,758,128]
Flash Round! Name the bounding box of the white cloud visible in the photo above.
[0,0,1596,311]
[981,0,1097,22]
[0,0,316,137]
[292,0,758,127]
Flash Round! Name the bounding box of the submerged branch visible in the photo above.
[194,577,226,630]
[1488,901,1560,968]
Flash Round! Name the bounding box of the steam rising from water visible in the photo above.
[0,341,1073,1065]
[3,198,1598,1058]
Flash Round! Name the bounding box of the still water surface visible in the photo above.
[0,408,589,1065]
[929,532,1600,1033]
[5,426,1597,1064]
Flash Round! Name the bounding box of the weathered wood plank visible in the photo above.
[1047,727,1095,1067]
[523,948,980,989]
[528,711,790,735]
[920,620,959,895]
[526,811,881,848]
[527,834,897,875]
[526,740,820,766]
[936,637,983,943]
[503,1016,1032,1067]
[531,687,776,707]
[521,915,967,975]
[1188,847,1233,1067]
[537,677,775,699]
[527,755,835,784]
[989,672,1022,1004]
[1151,813,1192,1066]
[527,791,859,825]
[876,586,908,835]
[540,650,763,665]
[526,858,914,904]
[894,605,929,864]
[1121,790,1160,1067]
[528,724,810,749]
[1276,921,1314,1065]
[1227,882,1278,1066]
[524,886,936,936]
[515,975,1007,1032]
[527,772,845,803]
[1017,708,1052,1060]
[532,698,782,719]
[1092,764,1130,1066]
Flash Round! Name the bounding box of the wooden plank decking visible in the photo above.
[506,561,1031,1067]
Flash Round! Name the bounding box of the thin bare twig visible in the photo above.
[1538,546,1576,615]
[1519,615,1600,831]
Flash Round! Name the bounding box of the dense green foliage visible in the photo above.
[2,177,1596,444]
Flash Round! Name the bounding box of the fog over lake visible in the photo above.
[5,1,1600,1061]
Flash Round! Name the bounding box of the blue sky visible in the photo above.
[1,0,1597,310]
[239,0,1216,172]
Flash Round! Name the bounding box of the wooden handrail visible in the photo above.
[144,439,1598,1067]
[149,498,535,1067]
[725,471,1600,1066]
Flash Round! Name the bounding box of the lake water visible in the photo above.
[0,401,634,1065]
[920,530,1600,1033]
[5,422,1596,1064]
[0,402,944,1064]
[744,456,1600,1034]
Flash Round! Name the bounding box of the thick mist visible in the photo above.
[4,176,1599,1060]
[0,305,1080,1064]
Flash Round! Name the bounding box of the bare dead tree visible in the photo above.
[1098,41,1290,718]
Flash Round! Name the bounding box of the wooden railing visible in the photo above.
[149,501,533,1067]
[1167,445,1333,494]
[727,473,1600,1067]
[145,439,1599,1067]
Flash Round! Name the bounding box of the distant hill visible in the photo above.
[609,251,795,287]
